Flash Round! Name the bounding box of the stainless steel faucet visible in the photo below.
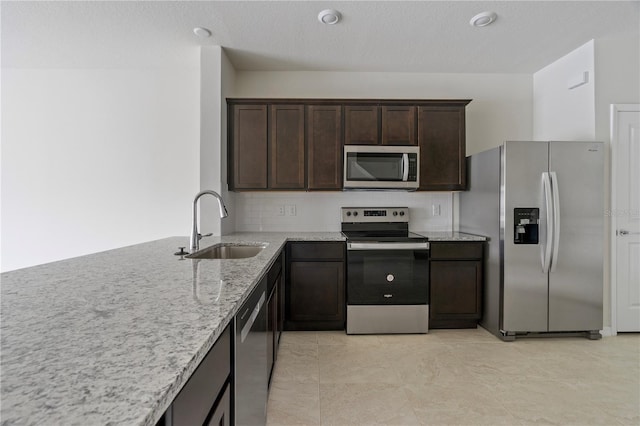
[190,190,229,252]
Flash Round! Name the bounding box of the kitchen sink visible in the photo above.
[187,243,267,259]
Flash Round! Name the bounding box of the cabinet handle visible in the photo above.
[239,308,250,320]
[384,294,393,298]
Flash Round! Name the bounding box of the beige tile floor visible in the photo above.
[266,328,640,426]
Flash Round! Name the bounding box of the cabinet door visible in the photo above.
[171,326,231,425]
[381,106,416,145]
[307,105,343,189]
[269,105,305,189]
[418,107,466,191]
[205,383,231,426]
[289,261,345,323]
[232,105,268,189]
[344,105,379,145]
[430,260,482,328]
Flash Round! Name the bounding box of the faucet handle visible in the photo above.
[198,233,213,240]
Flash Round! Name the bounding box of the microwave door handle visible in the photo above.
[402,154,409,181]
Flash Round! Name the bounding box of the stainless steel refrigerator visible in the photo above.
[460,141,604,341]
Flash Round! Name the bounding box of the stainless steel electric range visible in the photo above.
[341,207,430,334]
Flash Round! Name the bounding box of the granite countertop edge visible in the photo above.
[416,231,488,241]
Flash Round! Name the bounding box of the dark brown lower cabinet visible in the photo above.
[429,242,484,329]
[285,242,346,330]
[164,324,231,426]
[206,383,231,426]
[267,251,283,385]
[267,283,277,383]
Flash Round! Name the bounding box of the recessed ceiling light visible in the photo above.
[318,9,341,25]
[470,12,497,27]
[193,27,212,38]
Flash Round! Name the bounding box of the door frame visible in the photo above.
[609,103,640,335]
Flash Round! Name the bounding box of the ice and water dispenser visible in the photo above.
[514,208,539,244]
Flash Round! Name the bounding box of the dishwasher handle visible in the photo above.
[240,291,265,343]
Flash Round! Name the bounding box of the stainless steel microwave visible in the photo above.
[343,145,420,190]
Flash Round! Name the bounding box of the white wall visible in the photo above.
[235,71,532,156]
[235,192,453,232]
[231,71,533,232]
[199,47,237,237]
[594,33,640,330]
[594,34,640,141]
[533,40,596,140]
[220,49,237,235]
[1,67,200,272]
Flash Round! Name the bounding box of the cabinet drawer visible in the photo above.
[430,242,483,260]
[289,242,345,260]
[171,325,231,426]
[348,283,428,305]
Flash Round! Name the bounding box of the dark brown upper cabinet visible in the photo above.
[269,105,305,189]
[307,105,343,190]
[229,103,304,190]
[345,105,417,146]
[418,106,467,191]
[231,104,268,189]
[381,106,416,145]
[344,105,379,145]
[228,99,470,192]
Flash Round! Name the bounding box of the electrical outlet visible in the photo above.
[286,205,297,216]
[432,204,441,216]
[277,205,285,216]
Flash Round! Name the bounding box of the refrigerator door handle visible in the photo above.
[542,172,553,273]
[549,171,560,272]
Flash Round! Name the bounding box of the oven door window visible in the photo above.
[347,250,429,305]
[346,153,404,181]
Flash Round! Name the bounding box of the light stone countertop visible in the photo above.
[0,232,343,426]
[416,231,487,241]
[0,230,484,425]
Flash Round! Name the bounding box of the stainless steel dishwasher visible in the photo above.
[234,277,268,426]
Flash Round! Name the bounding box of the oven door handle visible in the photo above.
[347,242,429,251]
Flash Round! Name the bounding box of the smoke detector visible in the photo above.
[470,12,497,27]
[318,9,341,25]
[193,27,212,38]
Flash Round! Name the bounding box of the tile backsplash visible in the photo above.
[233,191,453,232]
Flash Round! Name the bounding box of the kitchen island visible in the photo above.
[0,233,341,426]
[0,231,485,425]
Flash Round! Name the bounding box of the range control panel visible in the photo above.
[341,207,409,223]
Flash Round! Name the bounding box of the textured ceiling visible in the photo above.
[2,1,639,73]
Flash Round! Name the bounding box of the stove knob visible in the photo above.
[346,211,351,217]
[399,211,405,216]
[353,212,358,217]
[393,211,398,216]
